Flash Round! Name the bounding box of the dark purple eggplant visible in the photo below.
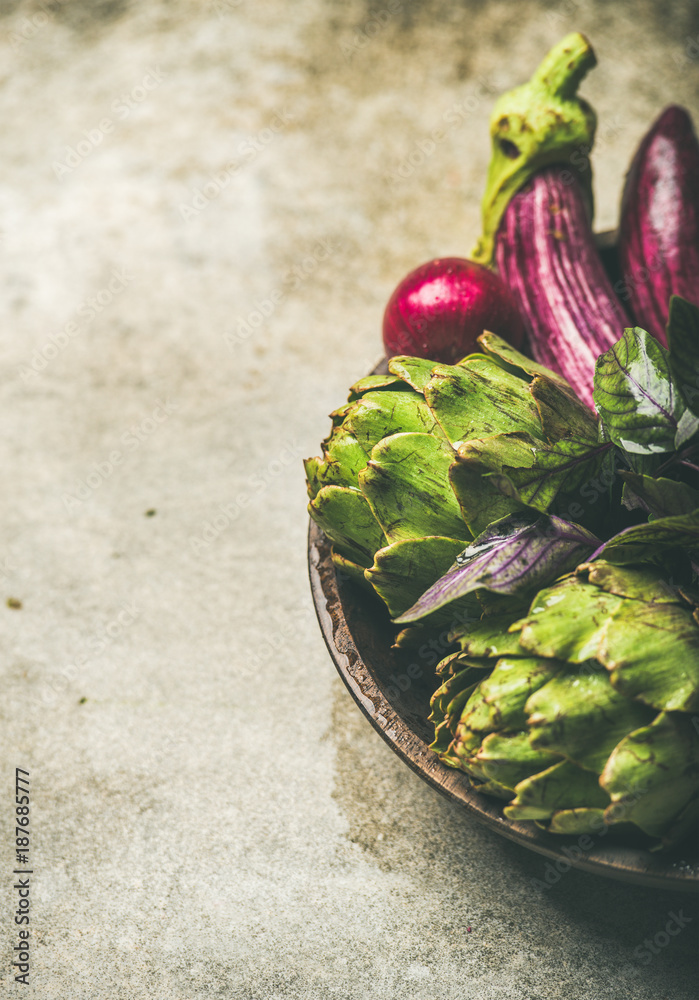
[618,105,699,347]
[494,166,631,409]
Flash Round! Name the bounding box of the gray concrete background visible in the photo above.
[0,0,697,996]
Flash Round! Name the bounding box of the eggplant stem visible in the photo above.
[533,32,596,100]
[473,32,598,265]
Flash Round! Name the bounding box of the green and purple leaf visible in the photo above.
[394,512,599,623]
[593,327,685,463]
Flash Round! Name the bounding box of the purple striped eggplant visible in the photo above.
[494,166,631,409]
[617,105,699,347]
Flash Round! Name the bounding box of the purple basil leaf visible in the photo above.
[394,512,600,624]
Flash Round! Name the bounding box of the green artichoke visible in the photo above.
[430,559,699,849]
[305,333,606,636]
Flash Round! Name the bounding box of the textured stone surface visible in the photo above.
[0,1,697,996]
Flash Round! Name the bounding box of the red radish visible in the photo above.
[382,257,526,364]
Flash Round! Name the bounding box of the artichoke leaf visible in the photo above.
[439,742,470,770]
[546,808,608,835]
[600,508,699,557]
[344,390,446,452]
[429,667,487,728]
[387,355,440,393]
[529,373,599,445]
[304,427,369,498]
[359,432,469,544]
[309,486,387,567]
[456,431,538,475]
[601,713,699,839]
[424,357,543,446]
[525,668,654,773]
[599,600,699,712]
[435,650,466,678]
[471,778,516,801]
[446,723,484,770]
[462,655,563,734]
[478,330,581,401]
[518,575,623,662]
[331,551,373,590]
[348,372,406,398]
[329,401,355,424]
[504,759,610,822]
[435,650,492,678]
[448,614,525,657]
[449,455,532,537]
[576,560,682,603]
[430,718,459,758]
[445,681,484,731]
[303,456,324,500]
[475,730,562,790]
